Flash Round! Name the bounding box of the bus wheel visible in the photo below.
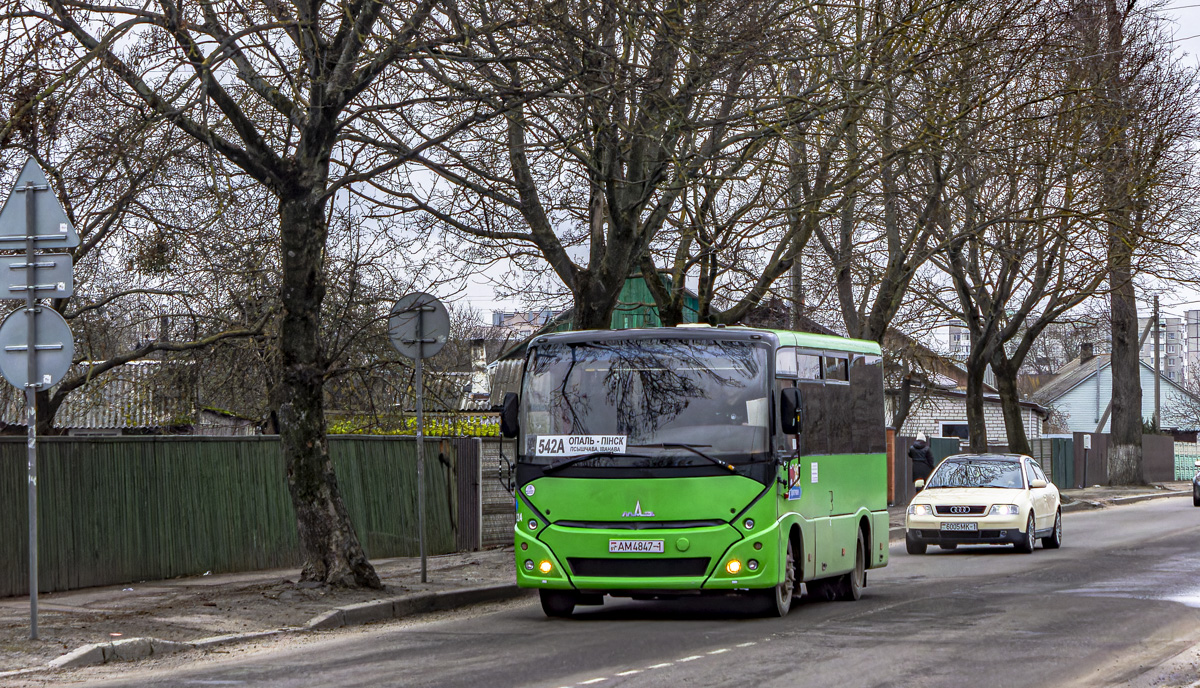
[540,590,577,618]
[756,537,796,617]
[835,530,866,601]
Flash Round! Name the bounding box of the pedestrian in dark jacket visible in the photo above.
[909,432,935,482]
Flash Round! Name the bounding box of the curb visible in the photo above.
[32,583,526,673]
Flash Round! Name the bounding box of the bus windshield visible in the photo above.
[519,338,770,466]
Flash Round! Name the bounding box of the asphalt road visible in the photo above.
[66,498,1200,688]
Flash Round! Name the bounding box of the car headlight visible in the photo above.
[988,504,1020,516]
[908,504,934,517]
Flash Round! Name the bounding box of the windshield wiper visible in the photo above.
[628,443,743,475]
[542,452,651,474]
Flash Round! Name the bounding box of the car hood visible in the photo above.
[914,487,1026,505]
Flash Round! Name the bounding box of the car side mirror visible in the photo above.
[1194,460,1200,469]
[1030,478,1047,489]
[500,392,519,438]
[913,479,925,491]
[780,387,802,434]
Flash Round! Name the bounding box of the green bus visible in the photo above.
[498,325,889,617]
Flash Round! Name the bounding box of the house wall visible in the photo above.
[893,394,1044,444]
[1051,363,1196,433]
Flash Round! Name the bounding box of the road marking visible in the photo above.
[647,663,673,669]
[736,641,757,647]
[616,670,642,676]
[580,679,607,685]
[707,648,729,655]
[677,655,702,662]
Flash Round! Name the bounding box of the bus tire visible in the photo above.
[754,536,796,617]
[834,530,866,601]
[539,590,577,618]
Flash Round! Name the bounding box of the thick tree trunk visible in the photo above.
[572,273,623,330]
[1108,252,1144,484]
[278,197,381,588]
[964,354,989,453]
[992,356,1031,456]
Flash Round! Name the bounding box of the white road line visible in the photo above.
[735,641,757,647]
[647,663,673,669]
[616,670,642,676]
[580,679,608,685]
[707,649,730,655]
[677,655,702,662]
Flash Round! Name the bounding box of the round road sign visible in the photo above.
[0,307,75,388]
[388,293,449,360]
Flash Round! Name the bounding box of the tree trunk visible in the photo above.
[1108,250,1143,484]
[572,273,623,331]
[278,197,381,588]
[992,355,1031,456]
[964,352,989,453]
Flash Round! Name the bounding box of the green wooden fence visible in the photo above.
[1,436,460,598]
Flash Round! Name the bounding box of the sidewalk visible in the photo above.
[0,547,522,676]
[2,481,1188,678]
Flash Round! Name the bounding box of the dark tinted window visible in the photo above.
[799,379,828,455]
[849,354,886,453]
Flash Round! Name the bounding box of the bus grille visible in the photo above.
[568,557,710,577]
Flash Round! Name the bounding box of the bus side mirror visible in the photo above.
[500,392,519,438]
[780,387,802,434]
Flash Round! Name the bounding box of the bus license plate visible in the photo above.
[609,540,665,553]
[940,522,978,532]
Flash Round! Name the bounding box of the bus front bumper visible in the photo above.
[515,522,782,592]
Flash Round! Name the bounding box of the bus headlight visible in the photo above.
[538,560,553,574]
[726,559,742,574]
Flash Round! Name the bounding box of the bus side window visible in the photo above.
[799,379,828,455]
[850,354,886,453]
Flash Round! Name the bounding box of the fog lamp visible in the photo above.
[528,519,538,530]
[743,519,755,530]
[747,559,759,571]
[524,559,534,571]
[726,559,742,574]
[538,560,553,574]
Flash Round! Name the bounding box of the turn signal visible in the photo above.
[726,559,742,574]
[538,560,553,574]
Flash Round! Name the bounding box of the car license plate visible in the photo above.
[940,522,978,532]
[609,540,664,553]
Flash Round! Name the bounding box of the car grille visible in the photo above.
[567,557,710,577]
[934,505,986,516]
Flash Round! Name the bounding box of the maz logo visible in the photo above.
[622,501,655,518]
[949,506,970,514]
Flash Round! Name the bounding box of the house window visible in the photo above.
[1169,371,1177,380]
[940,422,969,441]
[1168,345,1177,353]
[1168,358,1177,366]
[1169,332,1176,339]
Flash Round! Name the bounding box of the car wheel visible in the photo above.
[905,532,926,555]
[1041,509,1062,549]
[755,537,796,616]
[939,543,958,551]
[539,590,577,618]
[833,530,866,601]
[1194,484,1200,507]
[1015,513,1036,554]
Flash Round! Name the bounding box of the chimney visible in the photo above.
[1080,342,1094,363]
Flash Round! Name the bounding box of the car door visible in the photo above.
[1025,459,1048,529]
[1031,462,1056,521]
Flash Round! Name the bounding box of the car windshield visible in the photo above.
[926,458,1025,489]
[519,338,769,466]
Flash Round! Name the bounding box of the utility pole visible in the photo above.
[1154,295,1160,433]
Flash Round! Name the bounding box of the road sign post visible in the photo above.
[0,159,80,640]
[388,293,449,584]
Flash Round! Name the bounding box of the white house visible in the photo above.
[1030,346,1200,433]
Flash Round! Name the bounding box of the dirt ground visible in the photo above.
[0,547,516,672]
